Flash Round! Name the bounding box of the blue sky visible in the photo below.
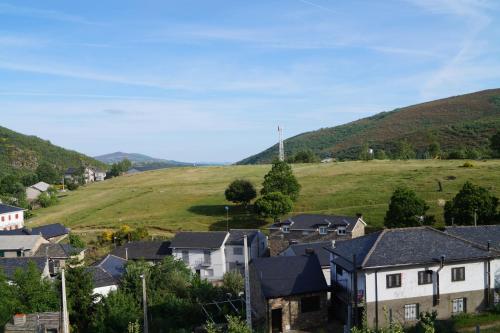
[1,0,499,162]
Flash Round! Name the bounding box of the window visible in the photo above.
[336,265,344,276]
[319,226,327,235]
[204,250,211,265]
[418,270,433,285]
[452,267,465,282]
[0,251,4,257]
[1,216,3,222]
[452,298,466,314]
[404,304,418,321]
[17,250,23,257]
[8,215,11,221]
[182,250,189,264]
[301,295,321,313]
[282,226,290,233]
[233,247,243,255]
[386,273,401,288]
[15,214,18,219]
[337,227,346,235]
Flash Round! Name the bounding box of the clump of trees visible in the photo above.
[225,180,256,207]
[37,187,59,208]
[254,192,294,221]
[444,181,499,225]
[287,150,319,163]
[107,159,132,178]
[384,186,435,228]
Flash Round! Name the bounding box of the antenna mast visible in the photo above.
[278,126,284,161]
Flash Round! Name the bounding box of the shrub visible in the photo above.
[67,182,79,191]
[461,161,474,168]
[225,180,257,206]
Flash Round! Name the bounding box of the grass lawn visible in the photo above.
[28,160,500,239]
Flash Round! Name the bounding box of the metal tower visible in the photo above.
[278,126,284,161]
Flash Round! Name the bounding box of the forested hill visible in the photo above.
[0,126,107,177]
[238,89,500,164]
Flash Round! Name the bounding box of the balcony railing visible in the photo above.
[194,259,211,267]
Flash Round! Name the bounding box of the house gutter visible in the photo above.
[375,270,379,331]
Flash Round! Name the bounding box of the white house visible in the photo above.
[0,203,25,231]
[170,231,229,281]
[25,181,51,201]
[328,227,500,330]
[94,169,107,182]
[225,229,268,273]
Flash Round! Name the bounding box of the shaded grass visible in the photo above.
[28,160,500,235]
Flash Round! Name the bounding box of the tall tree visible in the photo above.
[491,132,500,157]
[92,290,141,333]
[428,141,441,159]
[261,161,301,201]
[64,266,96,333]
[36,162,60,184]
[358,143,373,161]
[394,139,416,160]
[225,179,257,207]
[384,187,434,228]
[444,181,499,225]
[254,192,293,221]
[0,270,17,328]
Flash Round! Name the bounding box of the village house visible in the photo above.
[0,223,69,243]
[34,243,85,276]
[170,231,229,281]
[87,254,127,297]
[327,227,500,330]
[25,181,51,202]
[4,312,61,333]
[250,253,329,332]
[110,240,172,263]
[225,229,268,273]
[268,213,366,255]
[0,257,50,280]
[0,203,25,231]
[94,169,107,181]
[0,235,48,258]
[64,166,96,184]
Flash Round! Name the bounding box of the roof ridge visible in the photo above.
[361,230,387,268]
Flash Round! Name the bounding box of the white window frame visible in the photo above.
[319,226,327,235]
[404,304,418,321]
[337,227,346,235]
[452,298,465,314]
[282,226,290,233]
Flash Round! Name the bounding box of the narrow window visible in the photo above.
[282,226,290,233]
[404,304,418,321]
[301,295,321,313]
[452,298,466,314]
[451,267,465,282]
[418,270,433,285]
[182,250,189,264]
[15,214,18,219]
[337,227,346,235]
[386,273,402,288]
[319,227,327,235]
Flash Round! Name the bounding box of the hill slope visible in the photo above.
[94,152,190,166]
[0,126,107,177]
[29,160,500,237]
[239,89,500,164]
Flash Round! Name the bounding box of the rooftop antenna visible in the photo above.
[278,126,284,162]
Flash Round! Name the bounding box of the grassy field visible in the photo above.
[28,160,500,238]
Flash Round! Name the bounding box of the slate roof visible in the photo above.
[88,254,127,288]
[0,257,48,279]
[285,241,335,267]
[328,227,498,271]
[269,214,361,232]
[4,312,61,332]
[445,225,500,251]
[170,231,228,249]
[0,235,45,250]
[34,243,84,258]
[227,229,259,246]
[252,254,328,298]
[30,182,51,192]
[0,203,24,214]
[30,223,69,239]
[110,241,172,260]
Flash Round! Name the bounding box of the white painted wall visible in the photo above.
[225,232,268,271]
[172,247,227,280]
[93,285,118,298]
[0,211,24,230]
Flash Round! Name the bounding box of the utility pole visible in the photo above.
[225,206,229,232]
[243,235,252,330]
[61,269,70,333]
[278,126,284,162]
[140,274,149,333]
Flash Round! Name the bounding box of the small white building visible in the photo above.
[0,203,25,231]
[225,229,268,273]
[25,181,51,201]
[170,231,229,281]
[94,169,107,181]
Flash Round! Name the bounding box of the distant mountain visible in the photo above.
[94,152,192,168]
[0,126,107,177]
[239,89,500,164]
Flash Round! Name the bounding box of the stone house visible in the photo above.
[327,227,500,330]
[250,253,329,332]
[25,181,51,202]
[4,312,61,333]
[268,213,366,255]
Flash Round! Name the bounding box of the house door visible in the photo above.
[271,308,283,333]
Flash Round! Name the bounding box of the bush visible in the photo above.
[222,271,244,297]
[461,161,474,168]
[225,180,257,206]
[37,192,58,208]
[67,182,79,191]
[254,192,293,221]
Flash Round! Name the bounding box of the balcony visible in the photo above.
[194,259,212,267]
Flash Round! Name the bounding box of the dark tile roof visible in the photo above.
[269,214,361,232]
[227,229,259,246]
[170,231,228,249]
[252,254,328,298]
[30,223,69,239]
[329,227,497,270]
[445,225,500,251]
[0,203,24,214]
[286,241,335,267]
[34,243,83,258]
[110,241,172,260]
[0,257,48,280]
[87,266,117,288]
[0,229,29,236]
[88,254,127,288]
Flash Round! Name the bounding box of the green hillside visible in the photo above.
[29,160,500,238]
[0,126,107,178]
[239,89,500,164]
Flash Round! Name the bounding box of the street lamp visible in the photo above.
[225,206,229,232]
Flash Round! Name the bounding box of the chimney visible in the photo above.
[305,248,315,255]
[13,314,26,326]
[125,248,128,260]
[331,240,336,249]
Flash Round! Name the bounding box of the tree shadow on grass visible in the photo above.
[188,204,250,217]
[208,215,268,231]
